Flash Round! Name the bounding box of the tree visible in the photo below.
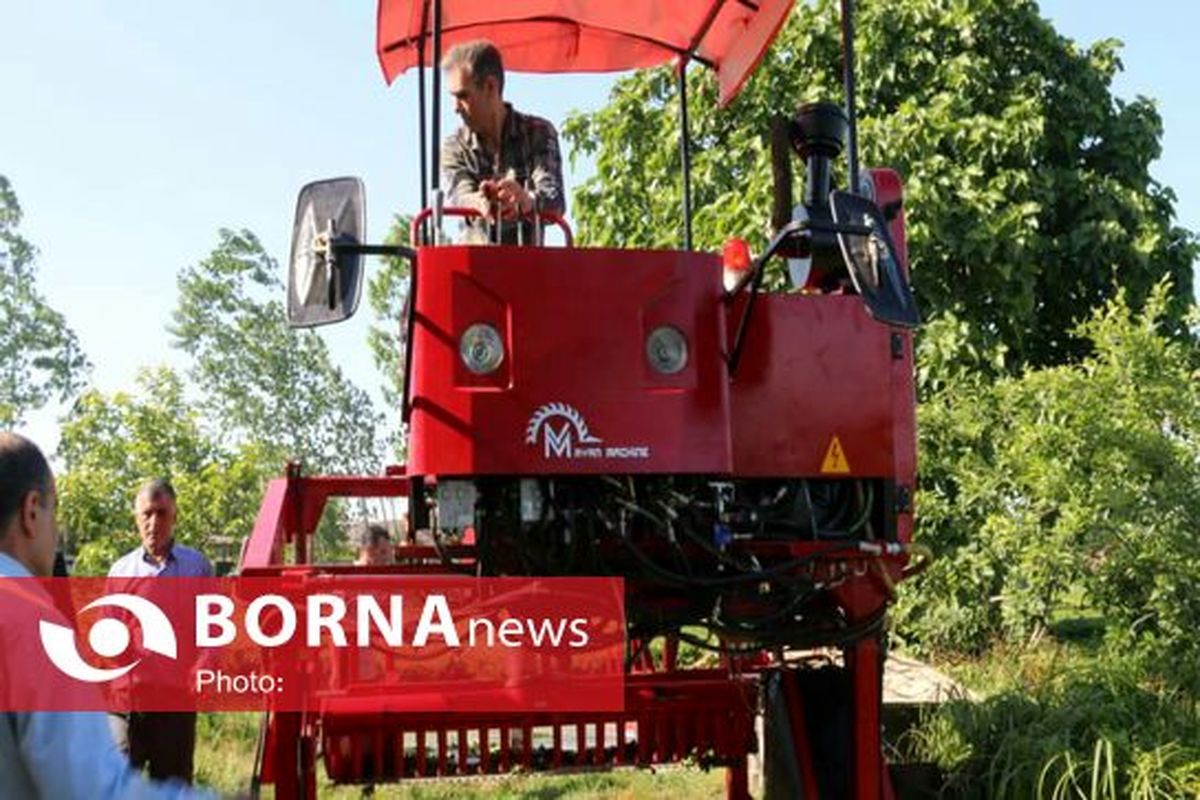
[56,366,277,575]
[562,0,1197,367]
[898,282,1200,691]
[170,229,382,474]
[0,175,89,425]
[366,214,413,459]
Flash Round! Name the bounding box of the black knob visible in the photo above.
[790,102,847,209]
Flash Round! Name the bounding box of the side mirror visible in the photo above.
[830,191,920,329]
[287,177,367,328]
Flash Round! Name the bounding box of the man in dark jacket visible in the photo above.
[440,39,565,244]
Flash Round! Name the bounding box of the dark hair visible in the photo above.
[0,433,53,533]
[349,521,391,549]
[442,40,505,93]
[135,477,176,507]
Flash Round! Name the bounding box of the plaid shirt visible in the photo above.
[440,103,565,243]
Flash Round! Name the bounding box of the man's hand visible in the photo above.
[480,177,533,220]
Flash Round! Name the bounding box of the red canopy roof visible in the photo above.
[377,0,795,107]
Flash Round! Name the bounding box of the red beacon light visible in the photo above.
[722,237,752,290]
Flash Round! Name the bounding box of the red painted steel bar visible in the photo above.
[725,759,751,800]
[851,635,884,800]
[782,671,822,799]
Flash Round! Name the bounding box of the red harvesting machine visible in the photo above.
[240,1,923,797]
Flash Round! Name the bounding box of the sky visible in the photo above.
[3,0,1198,458]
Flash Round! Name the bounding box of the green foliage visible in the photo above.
[57,366,277,575]
[170,228,382,474]
[367,214,413,459]
[194,712,261,794]
[0,175,90,425]
[57,226,383,575]
[899,283,1200,690]
[902,650,1200,799]
[563,0,1197,367]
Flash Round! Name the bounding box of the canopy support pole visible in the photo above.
[678,58,693,251]
[417,2,429,242]
[431,0,443,193]
[839,0,861,194]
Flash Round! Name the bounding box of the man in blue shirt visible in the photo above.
[108,478,213,783]
[0,432,216,799]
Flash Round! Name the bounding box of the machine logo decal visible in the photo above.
[526,402,650,460]
[39,593,178,683]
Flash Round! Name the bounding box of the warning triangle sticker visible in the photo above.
[820,436,851,474]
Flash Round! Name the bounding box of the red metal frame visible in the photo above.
[317,672,757,780]
[244,469,911,798]
[409,206,575,247]
[247,174,917,799]
[406,245,732,477]
[728,293,911,480]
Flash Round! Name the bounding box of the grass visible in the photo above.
[194,712,262,793]
[897,644,1200,799]
[315,769,726,799]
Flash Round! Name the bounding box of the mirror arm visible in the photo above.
[327,238,420,421]
[325,240,417,310]
[724,217,875,376]
[724,218,810,300]
[723,218,872,300]
[725,251,766,377]
[724,219,808,376]
[401,253,419,427]
[331,242,417,260]
[322,221,338,310]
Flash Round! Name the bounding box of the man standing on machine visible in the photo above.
[440,40,565,244]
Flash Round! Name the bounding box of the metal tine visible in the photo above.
[527,178,541,247]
